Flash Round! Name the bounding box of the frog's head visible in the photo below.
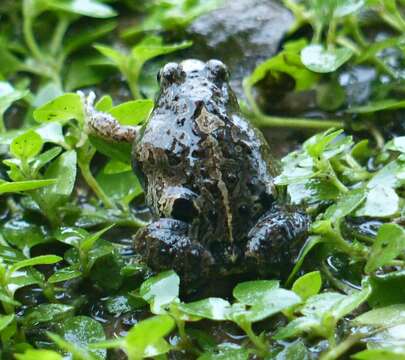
[155,59,239,119]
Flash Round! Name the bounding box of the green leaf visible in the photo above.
[354,304,405,327]
[9,255,62,274]
[10,130,43,160]
[316,81,346,111]
[36,122,66,145]
[287,235,323,285]
[329,282,371,320]
[103,159,131,174]
[95,95,113,112]
[178,298,232,321]
[64,21,117,56]
[55,227,87,248]
[31,147,63,174]
[47,266,82,283]
[108,100,153,126]
[348,99,405,114]
[97,165,143,204]
[292,271,322,301]
[233,289,302,323]
[2,219,51,250]
[301,45,353,73]
[80,225,113,253]
[33,93,84,124]
[23,304,74,327]
[89,135,132,163]
[0,82,27,130]
[122,0,222,36]
[48,332,98,360]
[244,39,317,92]
[33,82,64,107]
[140,270,180,314]
[60,316,106,360]
[334,0,365,17]
[304,129,344,159]
[198,344,250,360]
[0,245,25,263]
[15,349,63,360]
[386,137,405,153]
[0,46,23,77]
[274,288,367,340]
[274,317,319,340]
[125,315,175,359]
[365,224,405,273]
[131,35,192,67]
[352,349,405,360]
[368,271,405,307]
[0,289,21,306]
[44,0,117,18]
[233,280,279,304]
[324,188,366,221]
[0,179,56,194]
[7,267,44,296]
[356,185,399,218]
[65,57,108,91]
[38,150,77,209]
[275,340,309,360]
[367,160,405,190]
[94,44,127,72]
[0,314,14,332]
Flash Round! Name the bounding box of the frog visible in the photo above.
[130,59,309,285]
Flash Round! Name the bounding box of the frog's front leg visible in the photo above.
[245,206,309,276]
[79,91,139,143]
[134,218,215,284]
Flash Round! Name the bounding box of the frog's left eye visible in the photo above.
[206,59,229,81]
[159,62,181,86]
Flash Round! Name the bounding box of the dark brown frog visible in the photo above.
[132,59,309,285]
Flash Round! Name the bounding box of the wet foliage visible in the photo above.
[0,0,404,359]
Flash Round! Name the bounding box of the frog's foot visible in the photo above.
[134,218,215,284]
[78,91,139,143]
[245,206,310,276]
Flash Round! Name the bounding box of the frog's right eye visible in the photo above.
[159,62,180,85]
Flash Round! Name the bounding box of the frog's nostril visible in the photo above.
[172,198,198,223]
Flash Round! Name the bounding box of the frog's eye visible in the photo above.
[159,62,180,86]
[206,59,229,81]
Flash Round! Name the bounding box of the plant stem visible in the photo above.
[369,125,385,149]
[50,16,70,57]
[78,160,116,209]
[320,333,364,360]
[128,72,142,99]
[326,19,337,49]
[243,107,344,130]
[239,321,268,357]
[23,15,44,62]
[242,82,344,130]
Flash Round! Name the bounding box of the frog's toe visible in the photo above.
[245,206,309,276]
[134,218,214,284]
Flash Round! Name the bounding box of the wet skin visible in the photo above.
[133,59,309,285]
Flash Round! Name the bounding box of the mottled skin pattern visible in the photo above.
[133,59,309,285]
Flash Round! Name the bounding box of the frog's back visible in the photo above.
[134,59,278,244]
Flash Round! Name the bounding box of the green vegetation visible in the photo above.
[0,0,404,359]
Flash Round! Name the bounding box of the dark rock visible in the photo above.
[187,0,294,96]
